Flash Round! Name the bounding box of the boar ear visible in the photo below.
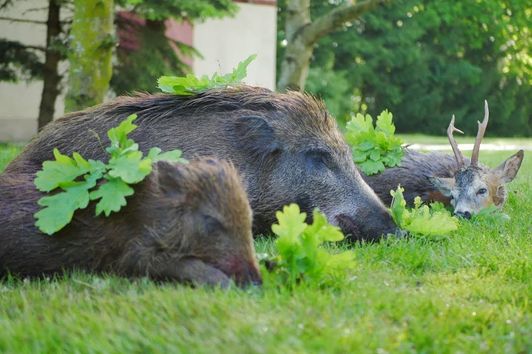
[155,160,185,198]
[232,116,281,159]
[494,150,524,184]
[428,176,455,197]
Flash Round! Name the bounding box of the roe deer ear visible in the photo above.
[495,150,524,184]
[232,116,281,160]
[428,176,455,197]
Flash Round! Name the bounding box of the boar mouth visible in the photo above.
[212,257,262,287]
[233,267,263,287]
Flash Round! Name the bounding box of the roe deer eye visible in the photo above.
[477,188,487,195]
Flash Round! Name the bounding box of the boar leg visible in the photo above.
[152,258,232,288]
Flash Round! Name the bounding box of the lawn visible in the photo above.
[397,134,532,148]
[0,141,530,353]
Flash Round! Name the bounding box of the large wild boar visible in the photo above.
[5,86,397,241]
[0,159,261,287]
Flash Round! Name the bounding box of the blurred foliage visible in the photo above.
[117,0,237,21]
[0,0,14,10]
[0,0,236,94]
[0,39,42,82]
[278,0,531,136]
[111,19,198,95]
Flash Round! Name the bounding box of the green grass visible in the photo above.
[0,143,530,353]
[0,143,23,173]
[398,134,532,147]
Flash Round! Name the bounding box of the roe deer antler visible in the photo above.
[447,114,465,169]
[470,100,489,167]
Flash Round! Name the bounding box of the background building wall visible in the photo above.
[193,2,277,90]
[0,0,66,141]
[0,1,277,142]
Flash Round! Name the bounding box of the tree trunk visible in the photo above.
[37,0,62,130]
[65,0,114,112]
[277,0,386,92]
[277,0,312,91]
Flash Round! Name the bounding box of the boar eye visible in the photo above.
[477,188,487,195]
[202,215,226,234]
[305,149,332,170]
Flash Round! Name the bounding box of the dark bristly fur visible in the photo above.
[0,159,261,287]
[5,85,397,241]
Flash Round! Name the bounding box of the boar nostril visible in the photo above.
[336,213,396,242]
[455,211,472,219]
[247,266,263,287]
[235,263,263,288]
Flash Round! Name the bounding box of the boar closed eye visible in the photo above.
[305,150,333,170]
[202,215,226,234]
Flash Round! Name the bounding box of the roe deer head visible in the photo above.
[429,101,524,219]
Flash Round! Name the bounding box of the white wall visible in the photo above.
[193,3,277,90]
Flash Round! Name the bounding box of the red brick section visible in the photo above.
[117,0,275,66]
[234,0,276,6]
[116,11,145,51]
[116,11,194,66]
[165,20,194,66]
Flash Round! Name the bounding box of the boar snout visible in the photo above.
[221,256,262,288]
[335,211,398,242]
[236,264,263,287]
[232,262,262,287]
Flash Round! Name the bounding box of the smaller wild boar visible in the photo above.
[0,158,261,287]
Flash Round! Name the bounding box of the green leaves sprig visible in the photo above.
[389,186,458,237]
[345,110,404,175]
[34,114,186,235]
[268,204,356,287]
[158,54,256,95]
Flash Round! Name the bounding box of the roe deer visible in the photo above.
[363,101,524,218]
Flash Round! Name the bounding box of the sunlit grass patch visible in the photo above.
[0,143,530,353]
